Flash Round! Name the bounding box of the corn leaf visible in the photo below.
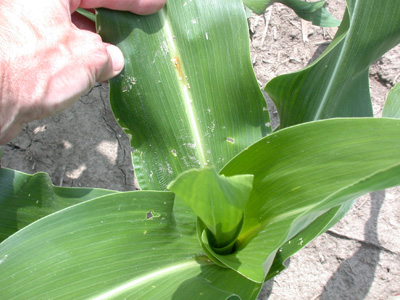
[243,0,340,27]
[168,168,253,252]
[0,168,117,243]
[97,0,270,191]
[265,199,355,280]
[0,191,261,299]
[382,82,400,118]
[265,0,400,128]
[210,118,400,282]
[76,8,95,22]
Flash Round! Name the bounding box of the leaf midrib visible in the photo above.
[313,0,361,120]
[159,8,207,166]
[90,260,200,300]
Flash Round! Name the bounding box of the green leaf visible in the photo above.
[76,8,95,22]
[0,168,117,242]
[168,168,253,252]
[265,199,355,280]
[243,0,274,13]
[244,6,253,19]
[383,82,400,118]
[265,0,400,128]
[243,0,340,27]
[279,0,340,27]
[97,0,270,190]
[210,118,400,282]
[0,191,261,299]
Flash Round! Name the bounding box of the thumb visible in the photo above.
[97,44,125,82]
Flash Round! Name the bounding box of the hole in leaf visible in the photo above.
[146,210,161,220]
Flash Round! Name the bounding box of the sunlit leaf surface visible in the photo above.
[98,0,270,190]
[0,168,117,242]
[215,118,400,282]
[0,192,261,299]
[383,82,400,118]
[265,0,400,128]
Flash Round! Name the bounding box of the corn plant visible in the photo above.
[0,0,399,299]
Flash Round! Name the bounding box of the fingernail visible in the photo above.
[106,45,125,74]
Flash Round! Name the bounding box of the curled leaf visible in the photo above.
[168,168,253,252]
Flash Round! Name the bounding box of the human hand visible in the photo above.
[0,0,166,144]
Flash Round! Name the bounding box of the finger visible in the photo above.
[79,0,167,15]
[0,122,23,146]
[96,44,125,82]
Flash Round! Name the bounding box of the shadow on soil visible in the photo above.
[319,191,384,300]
